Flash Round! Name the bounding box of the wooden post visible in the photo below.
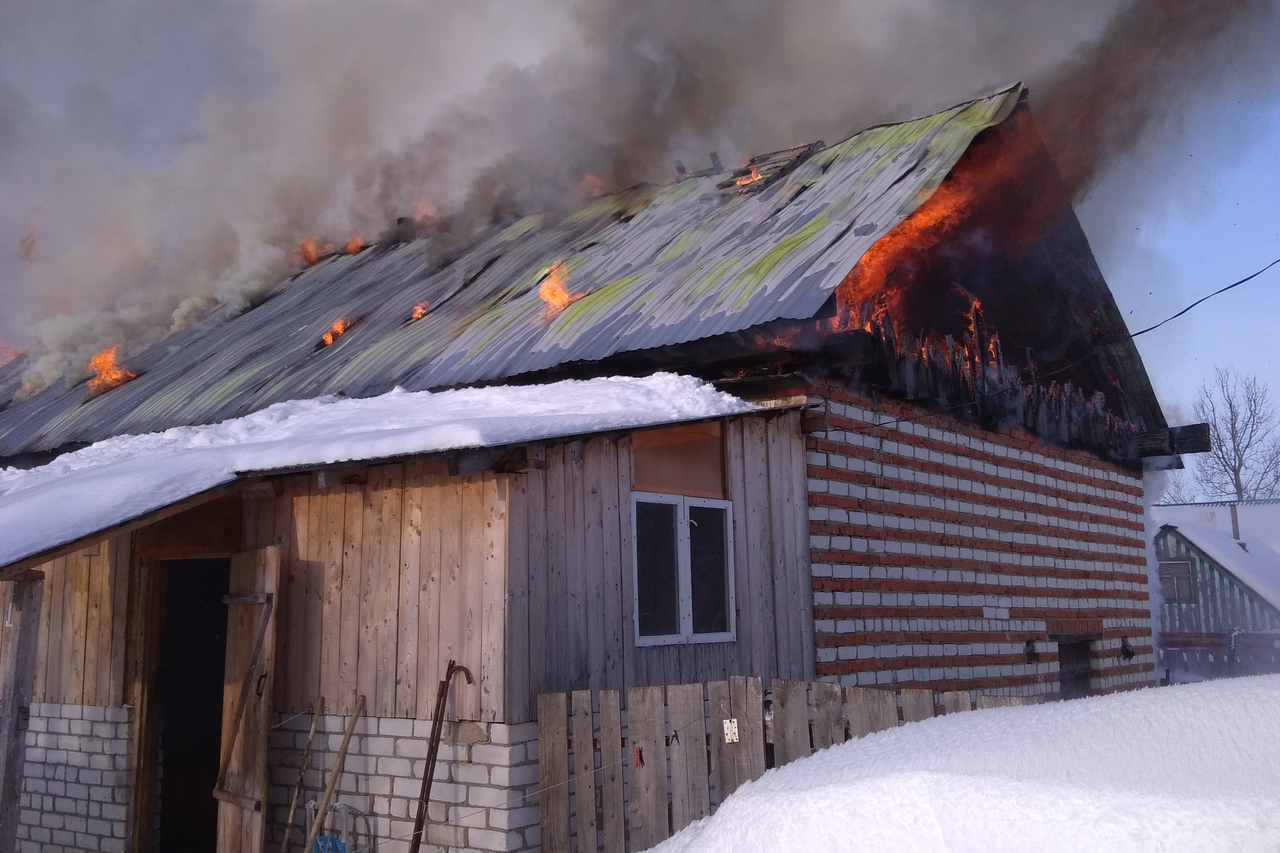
[626,686,668,850]
[597,690,625,853]
[771,679,812,767]
[0,579,43,853]
[666,682,710,834]
[537,692,570,853]
[899,688,936,723]
[845,687,897,737]
[570,691,598,851]
[810,681,845,749]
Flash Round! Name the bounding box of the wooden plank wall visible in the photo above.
[507,411,812,722]
[29,535,131,706]
[241,458,509,721]
[18,409,806,724]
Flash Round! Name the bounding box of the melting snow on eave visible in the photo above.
[652,675,1280,853]
[0,373,753,568]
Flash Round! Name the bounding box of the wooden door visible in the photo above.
[214,546,281,853]
[0,579,43,853]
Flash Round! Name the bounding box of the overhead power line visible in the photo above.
[1129,256,1280,339]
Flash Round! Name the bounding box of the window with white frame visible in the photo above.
[632,492,735,645]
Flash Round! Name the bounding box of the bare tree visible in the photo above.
[1193,367,1280,500]
[1159,468,1200,504]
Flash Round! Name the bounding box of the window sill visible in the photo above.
[636,632,736,647]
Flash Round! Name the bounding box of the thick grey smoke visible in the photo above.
[2,0,1277,391]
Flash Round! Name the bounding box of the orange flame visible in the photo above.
[321,318,350,346]
[410,302,429,321]
[538,261,585,319]
[86,346,136,394]
[577,173,605,198]
[344,233,363,254]
[294,236,334,267]
[735,166,764,187]
[834,109,1052,334]
[0,338,19,367]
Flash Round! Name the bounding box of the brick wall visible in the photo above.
[807,386,1155,698]
[267,714,541,853]
[16,703,132,853]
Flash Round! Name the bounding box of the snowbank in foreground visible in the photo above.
[652,676,1280,853]
[0,373,751,567]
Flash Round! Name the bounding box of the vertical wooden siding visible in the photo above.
[29,535,131,706]
[242,459,509,721]
[506,411,812,722]
[1156,530,1280,634]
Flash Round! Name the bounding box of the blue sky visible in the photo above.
[1082,94,1280,421]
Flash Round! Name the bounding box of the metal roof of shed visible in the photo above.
[0,85,1023,457]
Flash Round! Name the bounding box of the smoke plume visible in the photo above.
[1,0,1277,393]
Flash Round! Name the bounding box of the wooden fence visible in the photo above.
[536,676,1035,853]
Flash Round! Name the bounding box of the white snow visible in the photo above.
[653,676,1280,853]
[0,373,752,568]
[1150,507,1280,613]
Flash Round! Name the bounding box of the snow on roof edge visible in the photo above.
[0,374,755,570]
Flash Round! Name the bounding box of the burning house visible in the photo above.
[0,83,1199,852]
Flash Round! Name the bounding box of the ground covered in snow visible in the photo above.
[652,676,1280,853]
[0,373,751,567]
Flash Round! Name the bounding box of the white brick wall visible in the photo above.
[267,713,541,853]
[16,704,132,853]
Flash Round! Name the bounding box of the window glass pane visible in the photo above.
[1159,561,1193,603]
[689,505,729,634]
[636,501,680,637]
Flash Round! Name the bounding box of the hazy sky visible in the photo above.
[1,0,1277,428]
[1080,94,1280,425]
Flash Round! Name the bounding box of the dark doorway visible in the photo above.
[1058,640,1093,700]
[158,559,230,853]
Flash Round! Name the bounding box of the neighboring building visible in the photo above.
[1151,503,1280,683]
[0,84,1187,853]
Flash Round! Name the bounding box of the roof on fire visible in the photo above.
[0,85,1025,456]
[0,82,1162,460]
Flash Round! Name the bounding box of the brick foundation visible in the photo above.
[15,703,132,853]
[267,714,541,853]
[807,386,1156,697]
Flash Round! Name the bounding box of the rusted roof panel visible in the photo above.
[0,85,1024,457]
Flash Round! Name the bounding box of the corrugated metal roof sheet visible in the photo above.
[0,85,1024,457]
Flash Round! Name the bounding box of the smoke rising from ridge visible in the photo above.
[2,0,1277,393]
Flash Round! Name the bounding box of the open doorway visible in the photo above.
[1058,640,1094,701]
[158,558,230,853]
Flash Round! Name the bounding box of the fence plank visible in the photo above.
[598,690,625,853]
[706,680,736,804]
[846,687,898,737]
[771,679,811,767]
[537,693,571,853]
[666,683,710,834]
[900,688,936,723]
[627,686,668,851]
[942,690,973,714]
[810,681,845,750]
[570,690,599,852]
[731,676,767,787]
